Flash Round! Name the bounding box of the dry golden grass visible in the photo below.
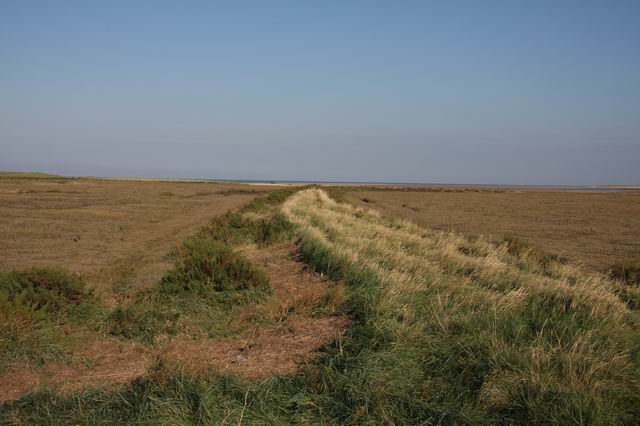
[284,189,631,318]
[0,177,266,304]
[344,188,640,272]
[282,188,640,422]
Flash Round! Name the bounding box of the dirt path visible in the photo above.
[0,244,348,403]
[162,243,349,379]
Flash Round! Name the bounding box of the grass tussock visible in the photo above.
[0,268,91,321]
[0,268,98,369]
[202,211,294,246]
[106,302,180,344]
[160,237,268,295]
[106,237,271,343]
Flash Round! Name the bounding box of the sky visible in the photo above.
[1,1,639,185]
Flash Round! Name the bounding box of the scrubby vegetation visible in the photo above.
[104,191,297,343]
[0,267,92,321]
[3,188,640,424]
[610,261,640,287]
[202,211,294,246]
[106,302,179,343]
[0,267,98,368]
[160,237,268,295]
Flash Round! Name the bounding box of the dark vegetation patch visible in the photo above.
[106,303,180,344]
[241,188,298,213]
[202,212,294,246]
[609,261,640,287]
[502,235,566,272]
[160,238,268,295]
[457,244,487,258]
[0,267,98,325]
[216,188,267,196]
[0,268,100,369]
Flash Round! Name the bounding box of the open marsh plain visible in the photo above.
[1,177,640,424]
[0,177,267,304]
[344,187,640,272]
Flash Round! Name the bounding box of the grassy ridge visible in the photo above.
[3,188,640,424]
[282,189,640,423]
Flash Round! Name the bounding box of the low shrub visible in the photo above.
[160,238,268,296]
[0,267,93,323]
[203,212,294,246]
[107,302,179,344]
[240,188,298,213]
[0,267,91,368]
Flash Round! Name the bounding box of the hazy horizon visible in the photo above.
[2,1,639,186]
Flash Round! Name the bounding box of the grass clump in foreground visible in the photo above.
[0,267,98,369]
[106,235,270,343]
[5,188,640,424]
[160,237,268,294]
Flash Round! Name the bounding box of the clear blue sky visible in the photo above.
[1,1,639,185]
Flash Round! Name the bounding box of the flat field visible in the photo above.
[0,177,265,303]
[344,188,640,272]
[2,180,640,424]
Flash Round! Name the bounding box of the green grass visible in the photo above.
[0,366,318,424]
[0,267,99,369]
[160,237,268,295]
[281,189,640,424]
[240,187,299,213]
[106,301,180,344]
[5,188,640,424]
[202,211,294,246]
[105,189,296,343]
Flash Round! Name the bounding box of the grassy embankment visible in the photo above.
[3,188,640,424]
[339,186,640,273]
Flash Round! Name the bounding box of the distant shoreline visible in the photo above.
[1,171,638,192]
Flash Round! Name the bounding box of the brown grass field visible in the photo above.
[0,177,350,405]
[2,177,640,423]
[344,188,640,272]
[0,177,266,304]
